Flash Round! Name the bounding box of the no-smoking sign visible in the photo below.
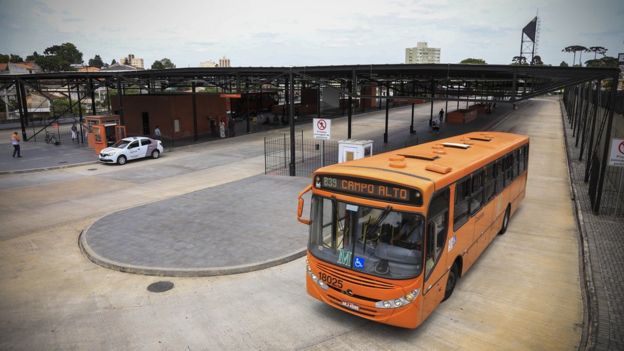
[313,118,331,140]
[609,138,624,167]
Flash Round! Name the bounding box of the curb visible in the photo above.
[78,211,307,278]
[0,160,98,175]
[559,99,597,351]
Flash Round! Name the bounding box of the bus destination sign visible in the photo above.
[315,175,422,206]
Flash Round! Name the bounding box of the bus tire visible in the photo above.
[443,263,459,301]
[499,205,511,235]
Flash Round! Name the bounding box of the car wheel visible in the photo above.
[151,150,160,159]
[499,205,511,235]
[117,155,127,165]
[443,264,459,301]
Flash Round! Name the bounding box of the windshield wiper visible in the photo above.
[363,206,392,246]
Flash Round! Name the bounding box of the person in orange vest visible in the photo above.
[11,132,22,158]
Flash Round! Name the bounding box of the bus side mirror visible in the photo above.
[297,184,312,225]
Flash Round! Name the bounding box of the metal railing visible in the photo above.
[264,130,421,177]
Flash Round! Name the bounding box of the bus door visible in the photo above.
[422,188,450,320]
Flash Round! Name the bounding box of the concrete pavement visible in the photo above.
[0,97,586,350]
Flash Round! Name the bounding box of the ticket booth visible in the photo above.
[338,139,373,163]
[83,115,126,154]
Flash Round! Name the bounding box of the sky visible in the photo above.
[0,0,622,68]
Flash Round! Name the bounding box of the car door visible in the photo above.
[126,141,141,159]
[138,138,151,158]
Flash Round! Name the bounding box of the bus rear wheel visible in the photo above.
[443,264,459,301]
[499,205,511,235]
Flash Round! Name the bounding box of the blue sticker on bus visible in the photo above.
[353,256,365,270]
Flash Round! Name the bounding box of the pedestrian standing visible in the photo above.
[71,123,78,143]
[219,120,226,138]
[154,125,161,140]
[439,108,444,124]
[11,132,22,158]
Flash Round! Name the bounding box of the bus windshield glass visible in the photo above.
[309,195,424,279]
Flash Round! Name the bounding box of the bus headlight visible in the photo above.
[307,263,328,290]
[375,289,420,309]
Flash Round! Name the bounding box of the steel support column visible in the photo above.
[410,80,415,134]
[77,84,84,144]
[16,80,27,140]
[347,80,352,139]
[89,78,96,115]
[192,81,198,141]
[288,71,296,176]
[384,85,389,143]
[116,79,124,125]
[429,79,434,126]
[593,75,618,214]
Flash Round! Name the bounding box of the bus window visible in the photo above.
[470,171,484,215]
[504,154,513,185]
[525,145,529,170]
[484,164,495,202]
[453,178,470,231]
[425,189,449,280]
[512,150,519,179]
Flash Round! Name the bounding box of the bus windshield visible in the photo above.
[309,195,424,279]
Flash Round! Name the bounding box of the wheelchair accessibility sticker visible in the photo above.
[353,256,366,270]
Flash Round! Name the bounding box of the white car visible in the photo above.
[99,136,164,165]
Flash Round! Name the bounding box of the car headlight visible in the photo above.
[306,262,328,290]
[375,288,420,309]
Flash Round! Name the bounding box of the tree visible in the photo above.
[459,58,486,64]
[559,61,569,67]
[0,54,24,63]
[26,51,40,61]
[562,45,587,66]
[151,58,176,69]
[511,56,527,65]
[530,55,543,65]
[588,46,607,60]
[88,54,104,68]
[34,42,83,71]
[111,59,117,65]
[585,56,619,68]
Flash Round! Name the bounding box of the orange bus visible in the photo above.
[297,131,529,328]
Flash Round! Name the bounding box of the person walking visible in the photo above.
[154,125,161,140]
[11,132,22,158]
[70,123,78,143]
[438,108,444,124]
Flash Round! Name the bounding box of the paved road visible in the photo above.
[0,98,582,350]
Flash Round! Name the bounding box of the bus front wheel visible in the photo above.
[443,264,459,301]
[499,205,511,235]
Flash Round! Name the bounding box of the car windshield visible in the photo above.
[112,140,130,148]
[309,195,424,279]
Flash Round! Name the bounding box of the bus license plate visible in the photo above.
[341,301,360,311]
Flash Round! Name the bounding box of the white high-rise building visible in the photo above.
[405,42,441,64]
[218,56,231,67]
